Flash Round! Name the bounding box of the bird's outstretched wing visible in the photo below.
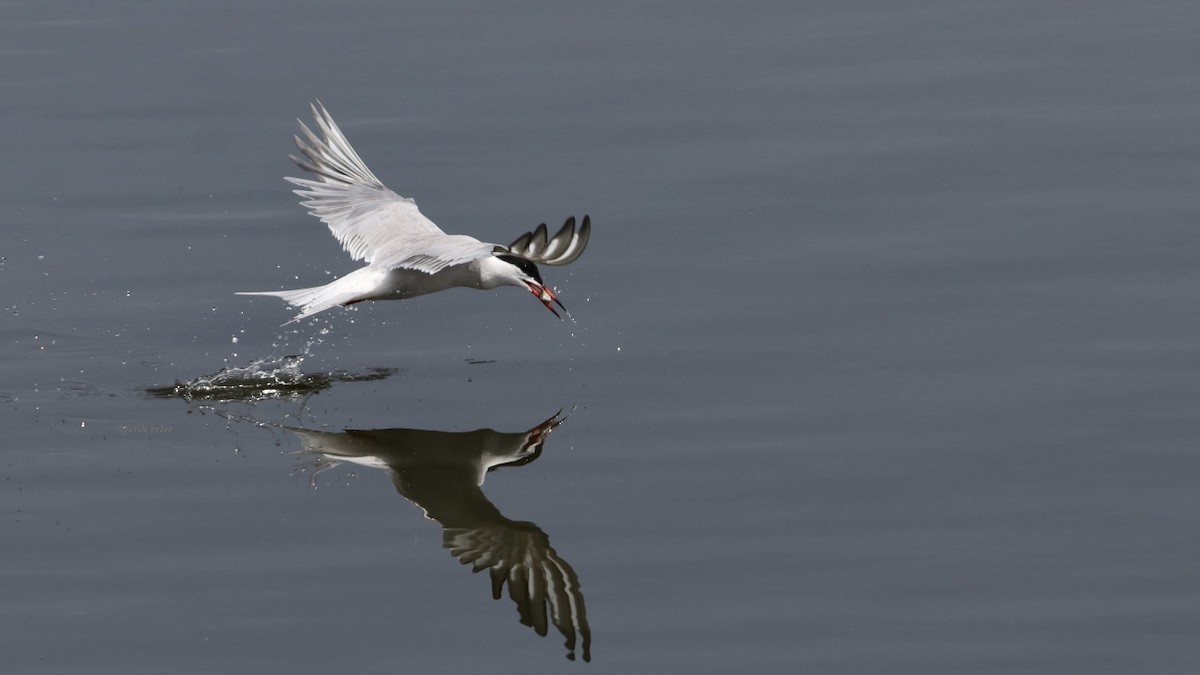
[506,216,591,266]
[286,102,493,274]
[444,523,591,662]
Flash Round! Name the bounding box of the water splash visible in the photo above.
[146,354,392,403]
[148,313,394,403]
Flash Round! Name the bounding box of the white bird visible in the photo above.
[238,102,590,324]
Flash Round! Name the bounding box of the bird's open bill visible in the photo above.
[527,281,566,318]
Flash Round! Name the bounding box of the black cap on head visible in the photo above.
[495,253,544,285]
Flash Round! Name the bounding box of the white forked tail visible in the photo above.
[236,266,388,324]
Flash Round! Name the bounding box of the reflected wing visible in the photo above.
[286,102,492,273]
[444,523,591,662]
[506,216,591,266]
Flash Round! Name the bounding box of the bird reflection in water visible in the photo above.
[288,410,591,662]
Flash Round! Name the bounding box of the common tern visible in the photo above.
[289,411,591,661]
[238,102,590,324]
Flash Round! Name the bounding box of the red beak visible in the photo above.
[526,281,565,318]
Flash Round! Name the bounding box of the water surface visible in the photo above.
[3,2,1200,673]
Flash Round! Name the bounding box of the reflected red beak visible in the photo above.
[526,281,565,318]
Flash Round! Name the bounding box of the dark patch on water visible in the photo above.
[145,355,394,403]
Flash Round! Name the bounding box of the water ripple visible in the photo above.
[146,355,393,403]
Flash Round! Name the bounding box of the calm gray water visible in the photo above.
[3,2,1200,672]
